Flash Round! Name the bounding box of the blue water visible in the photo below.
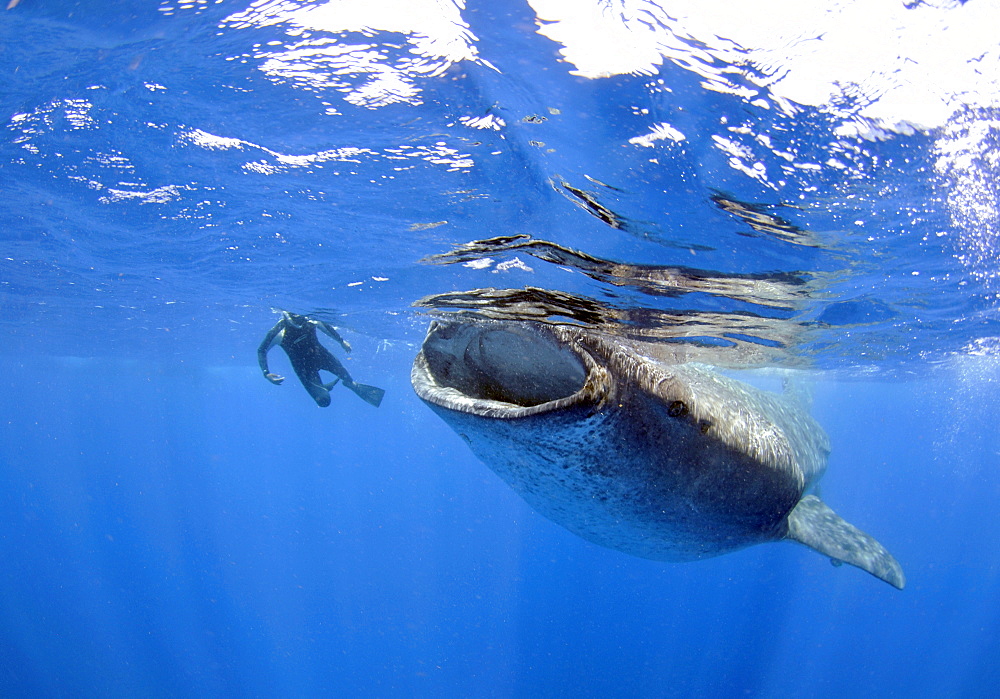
[2,1,1000,696]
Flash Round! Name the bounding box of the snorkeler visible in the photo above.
[258,311,385,408]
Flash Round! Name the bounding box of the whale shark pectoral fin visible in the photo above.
[785,495,905,590]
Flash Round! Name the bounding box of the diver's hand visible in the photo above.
[341,340,352,353]
[265,373,284,385]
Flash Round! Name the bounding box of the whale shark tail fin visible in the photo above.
[350,382,386,408]
[785,495,905,590]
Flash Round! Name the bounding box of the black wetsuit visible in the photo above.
[258,313,384,408]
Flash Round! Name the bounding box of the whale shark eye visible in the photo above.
[667,400,688,418]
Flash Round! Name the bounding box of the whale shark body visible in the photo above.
[411,319,904,589]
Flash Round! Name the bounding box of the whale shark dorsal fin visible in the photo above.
[786,495,905,590]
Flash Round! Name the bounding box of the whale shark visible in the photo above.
[411,318,905,589]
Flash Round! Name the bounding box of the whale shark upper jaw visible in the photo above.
[411,320,608,417]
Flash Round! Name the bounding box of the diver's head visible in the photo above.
[281,310,308,328]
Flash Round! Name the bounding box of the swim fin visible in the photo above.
[785,495,905,590]
[323,377,341,390]
[350,382,386,408]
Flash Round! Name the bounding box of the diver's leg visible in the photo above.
[289,356,333,408]
[318,350,353,385]
[318,349,384,407]
[302,378,332,407]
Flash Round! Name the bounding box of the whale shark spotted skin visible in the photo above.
[411,319,905,589]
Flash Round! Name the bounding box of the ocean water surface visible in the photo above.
[2,0,1000,695]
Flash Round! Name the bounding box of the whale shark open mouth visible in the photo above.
[412,320,601,415]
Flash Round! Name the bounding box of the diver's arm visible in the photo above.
[316,321,351,353]
[257,322,285,384]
